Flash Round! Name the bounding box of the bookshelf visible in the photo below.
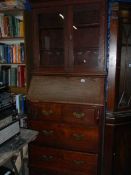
[0,9,27,115]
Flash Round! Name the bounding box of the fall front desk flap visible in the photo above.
[27,76,104,105]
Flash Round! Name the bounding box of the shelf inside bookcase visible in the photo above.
[0,37,24,44]
[10,86,26,95]
[0,63,25,65]
[0,9,24,15]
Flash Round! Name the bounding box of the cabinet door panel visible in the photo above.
[117,23,131,108]
[32,8,65,69]
[72,3,104,72]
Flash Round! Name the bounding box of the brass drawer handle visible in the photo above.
[42,110,53,116]
[96,109,100,122]
[73,112,85,119]
[72,134,85,141]
[42,155,54,161]
[73,160,85,165]
[42,130,54,136]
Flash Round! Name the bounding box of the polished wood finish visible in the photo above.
[28,120,99,153]
[26,1,131,175]
[27,1,106,175]
[104,3,131,175]
[29,145,98,175]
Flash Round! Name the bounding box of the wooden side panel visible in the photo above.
[104,117,131,175]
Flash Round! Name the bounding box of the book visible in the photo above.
[10,65,17,86]
[18,65,25,87]
[3,15,9,37]
[1,65,10,85]
[0,13,4,37]
[0,43,5,63]
[20,42,24,63]
[15,93,26,114]
[19,20,24,37]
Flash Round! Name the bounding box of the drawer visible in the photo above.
[28,121,99,153]
[29,145,98,175]
[28,121,63,148]
[29,167,93,175]
[29,102,62,121]
[63,126,99,153]
[63,104,101,126]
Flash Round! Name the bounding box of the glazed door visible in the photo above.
[32,7,65,71]
[117,11,131,108]
[32,2,105,74]
[72,3,105,73]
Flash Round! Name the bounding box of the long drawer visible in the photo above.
[28,102,103,126]
[28,121,99,153]
[29,167,96,175]
[29,145,98,175]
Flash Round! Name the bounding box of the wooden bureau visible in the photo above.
[25,1,131,174]
[25,0,106,174]
[27,76,105,175]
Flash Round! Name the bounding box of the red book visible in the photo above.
[18,65,25,87]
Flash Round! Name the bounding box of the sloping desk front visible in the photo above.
[0,128,38,175]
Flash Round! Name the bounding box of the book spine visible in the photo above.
[15,94,26,114]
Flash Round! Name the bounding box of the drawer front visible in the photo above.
[29,145,98,175]
[29,167,93,175]
[63,126,99,153]
[28,121,63,147]
[28,121,99,153]
[63,104,100,126]
[29,102,62,121]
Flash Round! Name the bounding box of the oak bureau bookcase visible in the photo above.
[25,0,131,175]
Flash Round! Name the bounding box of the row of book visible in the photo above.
[0,13,24,38]
[0,65,26,87]
[0,0,26,10]
[0,43,24,64]
[15,93,27,114]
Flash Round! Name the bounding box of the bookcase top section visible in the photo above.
[27,76,104,105]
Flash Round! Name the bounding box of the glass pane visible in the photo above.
[73,4,100,70]
[38,10,64,66]
[118,22,131,107]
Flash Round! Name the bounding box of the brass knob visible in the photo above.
[42,155,54,161]
[42,130,54,136]
[72,133,84,141]
[73,160,85,165]
[42,110,53,116]
[73,112,85,119]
